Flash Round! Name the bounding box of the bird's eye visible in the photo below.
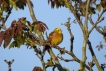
[57,29,59,31]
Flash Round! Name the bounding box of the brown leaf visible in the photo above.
[0,31,4,46]
[48,0,50,4]
[4,29,12,48]
[51,1,55,8]
[11,20,17,27]
[15,24,22,36]
[18,17,26,23]
[37,21,48,33]
[32,66,43,71]
[15,0,26,9]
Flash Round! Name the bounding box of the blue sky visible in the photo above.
[0,0,106,71]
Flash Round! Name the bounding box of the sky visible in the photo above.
[0,0,106,71]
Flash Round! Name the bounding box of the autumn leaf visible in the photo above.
[4,29,12,48]
[32,66,43,71]
[0,31,4,46]
[96,4,102,12]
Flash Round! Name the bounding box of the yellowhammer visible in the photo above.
[48,28,63,46]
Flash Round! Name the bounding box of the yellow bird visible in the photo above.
[48,28,63,46]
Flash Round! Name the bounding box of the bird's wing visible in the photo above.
[48,31,54,42]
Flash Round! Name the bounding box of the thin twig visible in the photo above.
[53,46,91,70]
[34,47,46,71]
[4,59,14,71]
[64,18,74,52]
[36,53,46,71]
[57,54,75,62]
[87,40,95,56]
[4,7,13,24]
[0,7,13,30]
[66,0,83,32]
[88,9,105,35]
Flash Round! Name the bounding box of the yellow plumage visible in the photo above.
[48,28,63,46]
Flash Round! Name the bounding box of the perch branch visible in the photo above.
[46,46,65,71]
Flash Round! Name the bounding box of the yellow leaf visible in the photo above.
[96,4,102,12]
[9,0,18,10]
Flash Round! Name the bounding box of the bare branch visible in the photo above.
[33,47,46,71]
[84,0,90,28]
[88,9,105,35]
[46,45,65,71]
[53,46,91,70]
[87,40,102,71]
[57,54,75,62]
[4,59,14,71]
[26,0,37,22]
[4,7,13,24]
[62,18,74,52]
[66,0,83,32]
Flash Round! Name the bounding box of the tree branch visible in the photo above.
[66,0,83,32]
[54,46,91,70]
[57,54,75,62]
[87,40,102,71]
[88,9,105,35]
[33,47,46,71]
[46,45,65,71]
[26,0,37,22]
[0,7,13,30]
[84,0,90,28]
[36,53,46,71]
[81,0,90,65]
[62,18,74,52]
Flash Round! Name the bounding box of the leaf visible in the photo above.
[96,4,102,12]
[15,24,23,36]
[9,41,16,49]
[51,1,55,8]
[0,31,4,46]
[37,21,48,33]
[14,36,24,48]
[26,39,36,47]
[32,66,43,71]
[4,30,12,48]
[9,0,18,10]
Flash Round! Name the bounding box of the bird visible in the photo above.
[48,28,63,46]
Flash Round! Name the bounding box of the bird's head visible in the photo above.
[54,28,62,34]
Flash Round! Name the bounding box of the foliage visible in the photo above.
[1,0,106,71]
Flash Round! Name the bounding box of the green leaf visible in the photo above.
[96,4,102,12]
[14,36,24,48]
[9,41,16,49]
[9,0,18,10]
